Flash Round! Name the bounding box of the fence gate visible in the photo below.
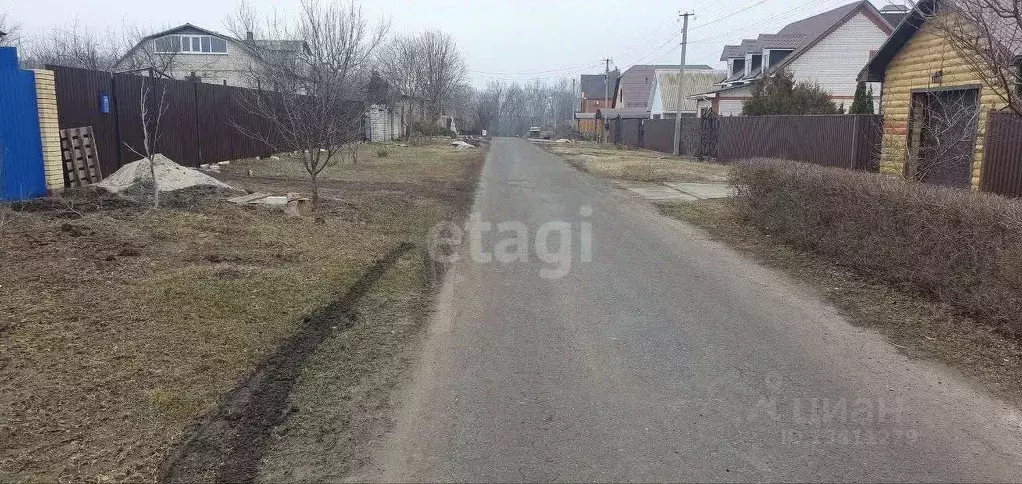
[698,110,718,159]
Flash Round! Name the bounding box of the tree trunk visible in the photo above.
[310,172,319,213]
[149,155,160,208]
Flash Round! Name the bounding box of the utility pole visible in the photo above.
[673,12,693,156]
[602,57,612,143]
[602,58,612,108]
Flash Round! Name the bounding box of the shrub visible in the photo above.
[732,159,1022,334]
[412,121,455,138]
[376,148,389,158]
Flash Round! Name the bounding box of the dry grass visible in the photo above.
[223,141,479,184]
[0,140,483,482]
[543,142,729,183]
[659,199,1022,405]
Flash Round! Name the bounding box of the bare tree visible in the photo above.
[232,0,388,212]
[123,77,171,208]
[114,23,181,76]
[377,34,425,101]
[0,10,21,48]
[22,18,121,70]
[480,77,578,136]
[905,89,982,185]
[929,0,1022,115]
[416,29,466,120]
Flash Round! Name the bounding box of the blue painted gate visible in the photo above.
[0,47,47,202]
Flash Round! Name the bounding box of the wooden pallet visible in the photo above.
[60,126,103,187]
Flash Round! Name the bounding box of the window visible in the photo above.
[153,34,228,54]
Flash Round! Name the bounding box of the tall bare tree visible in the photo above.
[377,34,425,101]
[231,0,388,211]
[22,18,121,70]
[0,10,21,48]
[480,77,579,136]
[929,0,1022,115]
[416,29,466,120]
[112,23,182,76]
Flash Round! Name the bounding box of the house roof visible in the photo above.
[720,45,742,61]
[720,1,894,79]
[688,83,755,99]
[879,4,911,28]
[650,69,726,113]
[114,23,308,68]
[139,23,234,42]
[580,72,617,100]
[859,0,1022,82]
[612,64,715,108]
[758,33,809,49]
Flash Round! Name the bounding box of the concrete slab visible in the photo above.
[228,192,270,204]
[664,182,732,199]
[626,187,698,201]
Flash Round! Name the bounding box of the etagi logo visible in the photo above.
[427,206,593,279]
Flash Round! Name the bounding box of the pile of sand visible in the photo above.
[97,154,233,193]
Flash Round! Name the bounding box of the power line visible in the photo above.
[688,0,772,30]
[687,0,847,44]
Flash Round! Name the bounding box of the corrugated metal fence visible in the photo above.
[605,118,702,156]
[49,65,361,172]
[716,115,881,170]
[608,114,882,171]
[0,48,47,201]
[980,112,1022,198]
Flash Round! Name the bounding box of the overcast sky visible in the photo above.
[5,0,896,88]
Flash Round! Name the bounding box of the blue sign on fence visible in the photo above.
[0,47,47,202]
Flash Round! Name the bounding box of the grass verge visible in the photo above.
[659,199,1022,404]
[0,140,484,482]
[541,142,729,183]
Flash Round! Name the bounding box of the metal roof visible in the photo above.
[719,1,895,75]
[860,0,1021,82]
[580,72,617,100]
[650,69,726,113]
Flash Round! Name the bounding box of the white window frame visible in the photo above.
[153,34,228,54]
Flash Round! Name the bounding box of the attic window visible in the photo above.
[154,34,228,54]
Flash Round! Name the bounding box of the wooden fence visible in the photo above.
[980,112,1022,198]
[49,65,363,175]
[607,114,882,170]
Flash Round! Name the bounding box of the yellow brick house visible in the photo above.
[860,0,1021,189]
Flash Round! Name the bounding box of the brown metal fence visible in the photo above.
[49,65,358,176]
[716,115,880,169]
[980,112,1022,198]
[606,117,701,156]
[609,113,882,170]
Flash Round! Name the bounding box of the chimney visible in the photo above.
[246,31,254,41]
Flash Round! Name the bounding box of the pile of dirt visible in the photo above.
[97,154,233,193]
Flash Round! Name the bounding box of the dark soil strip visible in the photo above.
[158,242,415,484]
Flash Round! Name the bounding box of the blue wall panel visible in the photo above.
[0,47,47,202]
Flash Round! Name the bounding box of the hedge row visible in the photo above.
[732,159,1022,333]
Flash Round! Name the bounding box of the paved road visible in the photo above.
[368,138,1022,482]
